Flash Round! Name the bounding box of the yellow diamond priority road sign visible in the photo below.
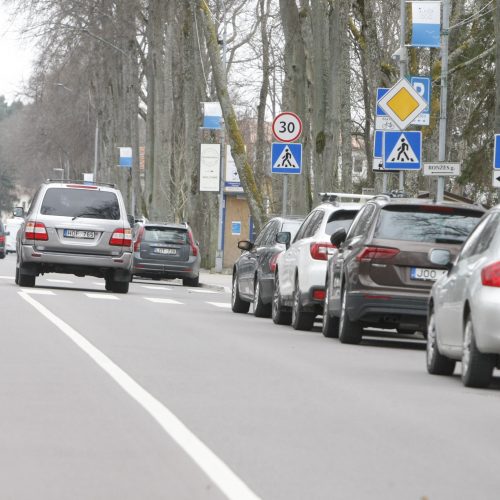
[377,78,428,130]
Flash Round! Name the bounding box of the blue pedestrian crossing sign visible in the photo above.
[271,143,302,174]
[383,131,422,170]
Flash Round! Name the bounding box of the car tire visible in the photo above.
[291,278,315,331]
[15,266,19,284]
[338,287,362,344]
[105,277,129,294]
[183,276,199,287]
[462,314,495,388]
[0,252,5,259]
[18,267,36,288]
[322,283,339,338]
[231,274,250,313]
[272,273,291,325]
[426,308,456,375]
[253,278,271,318]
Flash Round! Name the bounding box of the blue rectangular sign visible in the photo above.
[383,131,422,170]
[374,131,383,158]
[494,135,500,170]
[271,143,302,174]
[376,88,389,117]
[410,76,431,114]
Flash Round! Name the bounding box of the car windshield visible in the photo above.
[40,188,120,220]
[374,206,484,243]
[326,210,358,235]
[281,220,303,240]
[144,227,188,244]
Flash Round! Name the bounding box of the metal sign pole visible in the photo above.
[398,0,407,192]
[437,0,450,202]
[282,175,288,216]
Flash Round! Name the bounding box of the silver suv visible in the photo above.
[15,180,133,293]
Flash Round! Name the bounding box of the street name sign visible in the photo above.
[272,112,302,143]
[423,162,461,176]
[383,131,422,170]
[271,143,302,174]
[377,79,428,130]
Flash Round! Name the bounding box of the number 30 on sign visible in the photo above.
[272,112,303,143]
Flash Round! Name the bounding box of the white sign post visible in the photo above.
[199,144,221,192]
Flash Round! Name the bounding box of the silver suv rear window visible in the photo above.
[40,188,120,220]
[375,205,483,244]
[144,227,188,244]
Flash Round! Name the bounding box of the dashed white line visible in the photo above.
[207,302,231,309]
[0,275,15,280]
[141,285,172,291]
[46,279,73,284]
[188,289,218,294]
[145,298,183,305]
[85,293,119,300]
[92,282,106,287]
[18,291,260,500]
[21,289,56,295]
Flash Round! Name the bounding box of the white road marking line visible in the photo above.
[145,298,183,305]
[141,285,172,291]
[18,291,260,500]
[188,289,218,294]
[21,289,56,295]
[46,279,73,284]
[0,275,15,280]
[85,293,119,300]
[92,282,106,286]
[207,302,231,309]
[223,286,231,294]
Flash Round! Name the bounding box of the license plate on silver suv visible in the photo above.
[410,267,446,281]
[154,248,177,255]
[63,229,95,239]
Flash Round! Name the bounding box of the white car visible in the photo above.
[272,194,370,331]
[4,217,23,253]
[427,205,500,388]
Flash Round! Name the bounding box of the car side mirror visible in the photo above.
[330,228,347,248]
[276,231,291,249]
[429,249,453,271]
[238,240,254,251]
[127,214,135,228]
[4,231,9,236]
[12,207,24,218]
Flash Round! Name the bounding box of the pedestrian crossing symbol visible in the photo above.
[383,131,422,170]
[271,143,302,174]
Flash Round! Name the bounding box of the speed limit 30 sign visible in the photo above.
[272,112,302,143]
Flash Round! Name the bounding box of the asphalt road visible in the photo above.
[1,254,500,500]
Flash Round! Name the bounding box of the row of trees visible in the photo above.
[0,0,498,264]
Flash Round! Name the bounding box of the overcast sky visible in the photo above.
[0,7,35,103]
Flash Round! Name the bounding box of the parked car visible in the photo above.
[272,193,370,330]
[15,180,133,293]
[4,217,23,253]
[322,195,485,343]
[0,220,6,259]
[132,222,200,286]
[231,216,304,317]
[427,205,500,388]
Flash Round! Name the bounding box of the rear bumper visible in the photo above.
[133,256,200,279]
[20,244,132,274]
[347,291,428,330]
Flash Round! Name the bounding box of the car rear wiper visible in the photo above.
[72,212,100,220]
[434,237,464,244]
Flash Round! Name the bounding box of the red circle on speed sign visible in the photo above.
[272,112,302,143]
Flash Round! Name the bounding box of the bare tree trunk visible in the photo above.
[495,0,500,133]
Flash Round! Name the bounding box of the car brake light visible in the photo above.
[109,228,132,247]
[481,261,500,287]
[25,221,49,241]
[310,242,336,261]
[0,235,4,243]
[312,289,326,300]
[133,227,144,252]
[269,252,282,272]
[357,246,400,262]
[187,230,198,256]
[66,184,98,189]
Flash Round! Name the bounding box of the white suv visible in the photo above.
[272,194,370,330]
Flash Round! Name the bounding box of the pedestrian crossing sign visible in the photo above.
[271,143,302,174]
[383,131,422,170]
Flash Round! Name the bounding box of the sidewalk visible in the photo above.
[199,269,232,292]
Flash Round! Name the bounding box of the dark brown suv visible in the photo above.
[322,195,485,344]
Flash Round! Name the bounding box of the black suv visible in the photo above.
[322,196,485,343]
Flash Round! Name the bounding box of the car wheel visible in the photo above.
[183,276,199,287]
[322,283,339,338]
[0,252,5,259]
[18,264,35,288]
[231,274,250,313]
[426,308,455,375]
[105,277,129,294]
[272,273,291,325]
[462,314,495,388]
[338,287,362,344]
[291,278,315,331]
[253,278,271,318]
[15,266,19,284]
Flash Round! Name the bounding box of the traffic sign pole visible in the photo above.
[437,0,450,202]
[398,0,407,192]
